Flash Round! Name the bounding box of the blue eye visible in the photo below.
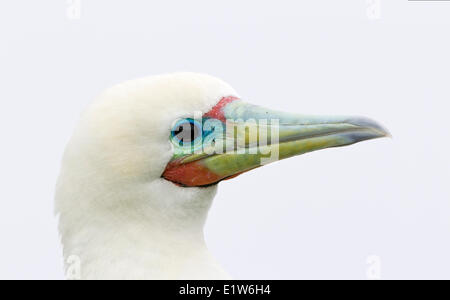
[171,119,202,146]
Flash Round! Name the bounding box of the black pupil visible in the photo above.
[173,121,199,144]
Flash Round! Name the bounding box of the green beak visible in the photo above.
[162,99,390,187]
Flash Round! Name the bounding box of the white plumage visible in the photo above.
[56,73,236,279]
[56,72,388,280]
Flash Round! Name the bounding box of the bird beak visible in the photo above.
[162,98,390,187]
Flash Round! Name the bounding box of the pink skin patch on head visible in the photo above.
[163,159,223,187]
[203,96,239,122]
[162,96,240,187]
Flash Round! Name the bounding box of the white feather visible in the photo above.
[55,73,238,279]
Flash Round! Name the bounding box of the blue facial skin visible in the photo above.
[170,118,220,158]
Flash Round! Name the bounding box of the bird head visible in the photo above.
[57,73,389,226]
[56,72,389,278]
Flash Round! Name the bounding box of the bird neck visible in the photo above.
[70,214,219,279]
[57,175,229,279]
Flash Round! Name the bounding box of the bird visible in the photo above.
[55,72,389,280]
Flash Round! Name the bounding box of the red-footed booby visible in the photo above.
[55,73,389,279]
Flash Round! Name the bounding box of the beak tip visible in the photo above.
[346,116,391,139]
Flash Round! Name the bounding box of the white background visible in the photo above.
[1,0,449,279]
